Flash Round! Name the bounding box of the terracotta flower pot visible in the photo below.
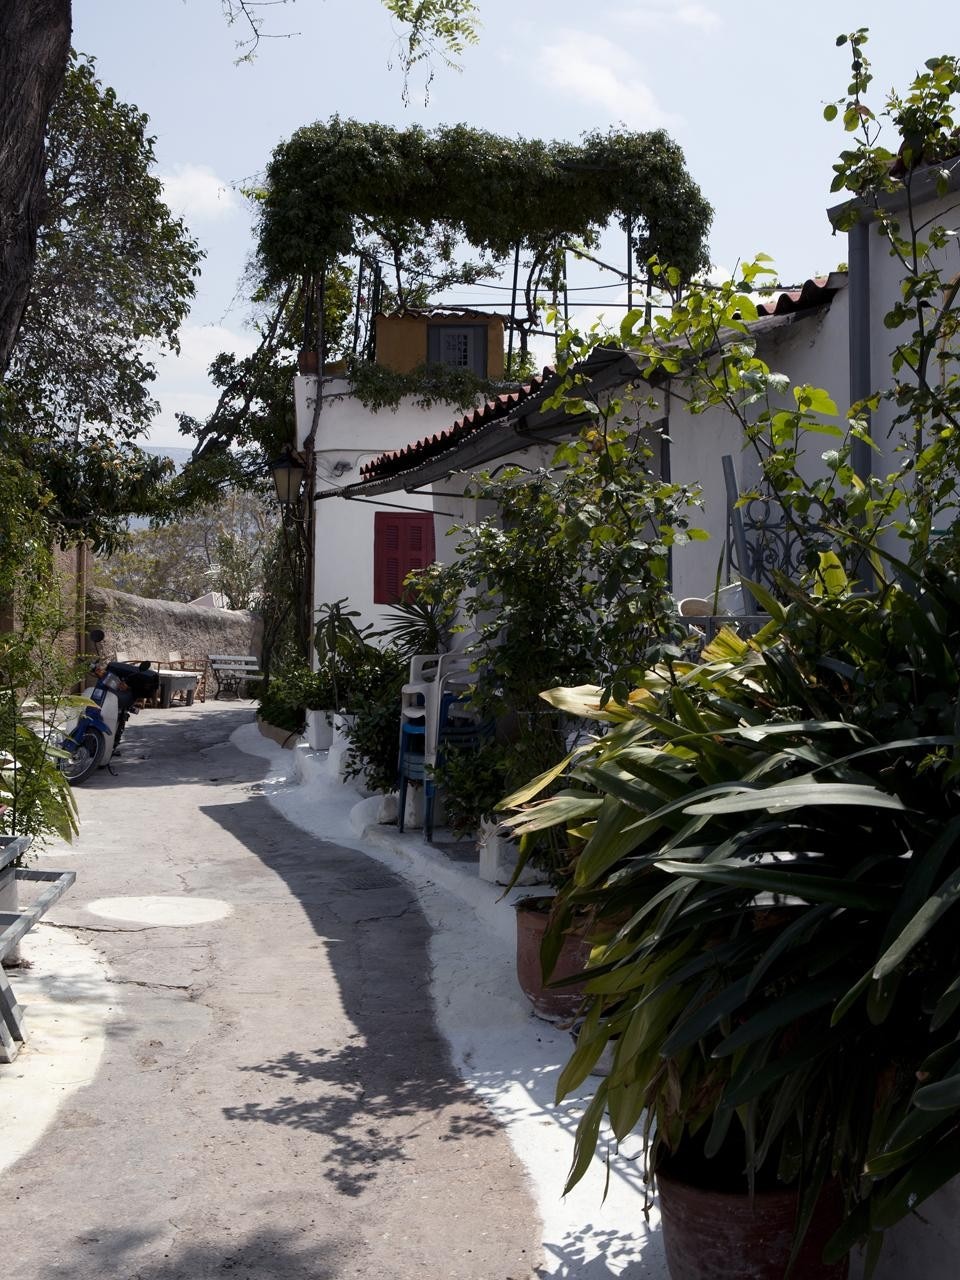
[515,895,592,1020]
[657,1166,849,1280]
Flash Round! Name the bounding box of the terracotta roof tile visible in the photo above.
[358,369,554,482]
[754,275,835,316]
[357,275,843,486]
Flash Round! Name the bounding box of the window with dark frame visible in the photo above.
[426,323,488,377]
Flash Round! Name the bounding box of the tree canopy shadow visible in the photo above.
[202,789,527,1201]
[35,1225,348,1280]
[223,1039,515,1197]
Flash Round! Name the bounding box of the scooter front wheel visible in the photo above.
[60,728,106,785]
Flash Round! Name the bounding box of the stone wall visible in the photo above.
[51,543,93,668]
[86,586,262,671]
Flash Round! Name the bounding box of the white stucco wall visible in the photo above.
[668,292,851,601]
[295,375,461,634]
[866,190,960,457]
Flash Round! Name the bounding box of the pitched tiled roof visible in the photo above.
[354,275,844,488]
[754,275,837,317]
[358,369,554,483]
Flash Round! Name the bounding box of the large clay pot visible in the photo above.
[515,895,592,1020]
[657,1167,849,1280]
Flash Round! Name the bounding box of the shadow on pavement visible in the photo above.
[74,704,258,793]
[224,1039,506,1197]
[39,1226,348,1280]
[202,791,523,1198]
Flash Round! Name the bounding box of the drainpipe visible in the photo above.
[660,383,673,591]
[848,218,872,482]
[847,217,875,588]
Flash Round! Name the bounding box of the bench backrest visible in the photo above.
[0,836,31,875]
[208,655,260,669]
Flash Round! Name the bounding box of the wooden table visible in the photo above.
[156,669,200,709]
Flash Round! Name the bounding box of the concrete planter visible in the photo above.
[0,835,32,967]
[256,714,301,749]
[327,714,358,785]
[478,820,547,886]
[305,709,334,751]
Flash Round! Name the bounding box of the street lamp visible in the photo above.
[269,449,306,509]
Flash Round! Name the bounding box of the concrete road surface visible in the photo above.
[2,703,540,1279]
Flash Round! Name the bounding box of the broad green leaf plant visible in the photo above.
[502,31,960,1273]
[0,460,80,847]
[506,558,960,1268]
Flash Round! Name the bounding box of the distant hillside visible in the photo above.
[144,444,193,470]
[125,445,194,531]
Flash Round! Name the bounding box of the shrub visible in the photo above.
[340,646,408,794]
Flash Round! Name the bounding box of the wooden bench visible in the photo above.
[208,655,263,700]
[0,836,76,1063]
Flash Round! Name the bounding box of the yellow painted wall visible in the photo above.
[375,314,505,378]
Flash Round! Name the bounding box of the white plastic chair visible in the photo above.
[400,652,473,766]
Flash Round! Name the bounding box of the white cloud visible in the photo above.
[146,322,260,446]
[160,163,239,223]
[534,31,679,131]
[615,1,721,33]
[671,3,721,31]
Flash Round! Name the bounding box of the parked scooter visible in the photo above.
[60,630,159,784]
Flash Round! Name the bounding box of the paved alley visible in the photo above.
[1,703,540,1279]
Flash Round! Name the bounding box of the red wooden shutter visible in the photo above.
[373,512,436,603]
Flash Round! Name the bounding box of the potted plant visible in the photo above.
[299,667,337,750]
[504,555,960,1275]
[337,643,408,795]
[313,599,377,713]
[256,665,309,745]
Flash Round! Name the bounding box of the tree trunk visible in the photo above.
[0,0,71,376]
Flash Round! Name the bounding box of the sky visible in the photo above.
[71,0,960,446]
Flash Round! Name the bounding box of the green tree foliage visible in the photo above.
[222,0,478,76]
[383,0,480,71]
[0,457,79,844]
[0,53,203,551]
[826,31,960,556]
[184,118,710,497]
[497,32,960,1270]
[257,119,712,293]
[178,269,353,499]
[423,427,699,870]
[95,490,275,608]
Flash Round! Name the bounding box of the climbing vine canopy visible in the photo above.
[256,119,713,288]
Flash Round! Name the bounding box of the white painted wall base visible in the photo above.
[305,709,334,751]
[478,821,547,886]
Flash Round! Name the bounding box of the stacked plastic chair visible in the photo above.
[399,653,472,766]
[421,693,493,841]
[397,652,474,839]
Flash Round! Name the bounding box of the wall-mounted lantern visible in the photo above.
[269,449,306,508]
